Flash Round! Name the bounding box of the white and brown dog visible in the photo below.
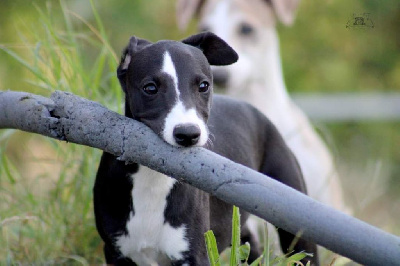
[177,0,348,213]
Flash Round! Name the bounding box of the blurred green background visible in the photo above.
[0,0,399,264]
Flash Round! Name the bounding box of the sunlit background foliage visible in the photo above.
[0,0,399,264]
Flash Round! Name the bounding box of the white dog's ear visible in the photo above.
[117,36,152,92]
[270,0,301,26]
[182,32,238,66]
[176,0,205,31]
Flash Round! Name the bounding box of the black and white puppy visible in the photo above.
[94,32,318,265]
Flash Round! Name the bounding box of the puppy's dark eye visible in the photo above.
[143,83,158,95]
[199,81,210,93]
[239,22,254,36]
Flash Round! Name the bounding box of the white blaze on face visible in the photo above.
[162,51,179,96]
[161,51,209,147]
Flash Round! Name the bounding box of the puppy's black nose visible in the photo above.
[173,124,201,147]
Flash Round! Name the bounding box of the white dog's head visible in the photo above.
[177,0,300,92]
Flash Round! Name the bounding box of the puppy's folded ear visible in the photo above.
[182,32,238,66]
[117,36,152,92]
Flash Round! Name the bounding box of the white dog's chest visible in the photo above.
[116,166,189,265]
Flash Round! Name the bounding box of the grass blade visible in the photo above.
[205,230,221,266]
[0,45,49,86]
[1,155,17,184]
[263,222,269,266]
[285,252,312,265]
[230,205,241,266]
[249,255,263,266]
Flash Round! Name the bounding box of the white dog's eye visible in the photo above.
[239,22,254,36]
[143,83,158,95]
[199,81,210,93]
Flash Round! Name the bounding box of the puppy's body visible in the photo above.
[94,33,318,265]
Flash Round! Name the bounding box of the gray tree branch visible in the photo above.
[0,90,399,264]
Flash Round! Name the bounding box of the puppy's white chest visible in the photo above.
[116,166,189,265]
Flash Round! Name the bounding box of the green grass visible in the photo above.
[204,206,313,266]
[0,0,120,264]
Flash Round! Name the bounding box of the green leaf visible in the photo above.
[287,251,312,262]
[205,230,221,266]
[239,242,251,262]
[283,252,313,265]
[230,205,241,266]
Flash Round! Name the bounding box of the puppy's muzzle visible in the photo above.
[173,124,201,147]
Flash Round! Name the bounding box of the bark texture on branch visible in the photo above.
[1,90,399,264]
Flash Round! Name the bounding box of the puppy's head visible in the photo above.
[117,32,238,148]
